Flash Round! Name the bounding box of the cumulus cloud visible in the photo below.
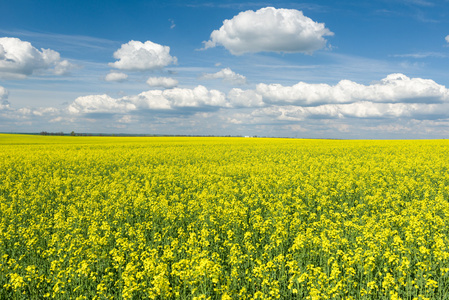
[158,86,227,108]
[251,74,449,106]
[228,88,263,107]
[146,76,178,88]
[0,85,8,100]
[203,7,333,55]
[446,35,449,43]
[222,73,449,129]
[68,94,136,114]
[105,72,128,82]
[201,68,247,85]
[0,105,67,128]
[54,60,76,75]
[128,86,227,109]
[109,40,177,71]
[70,73,449,118]
[30,107,61,117]
[249,102,449,122]
[0,102,10,111]
[0,37,69,79]
[68,86,227,114]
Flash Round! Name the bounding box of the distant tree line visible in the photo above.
[71,132,94,136]
[38,131,249,137]
[39,131,64,136]
[39,131,95,136]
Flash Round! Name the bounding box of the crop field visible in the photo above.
[1,134,449,299]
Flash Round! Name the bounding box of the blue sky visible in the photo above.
[1,0,449,138]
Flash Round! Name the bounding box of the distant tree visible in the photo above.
[70,131,75,136]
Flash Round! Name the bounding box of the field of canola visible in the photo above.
[1,134,449,299]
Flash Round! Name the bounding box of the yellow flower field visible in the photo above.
[0,134,448,299]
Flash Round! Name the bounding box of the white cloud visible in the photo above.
[244,101,449,123]
[126,90,172,110]
[68,94,137,114]
[201,68,247,85]
[0,86,8,100]
[203,7,333,55]
[68,86,227,114]
[0,98,9,111]
[0,37,66,79]
[446,35,449,43]
[70,74,449,119]
[54,60,76,75]
[0,44,5,60]
[31,107,60,117]
[253,73,449,106]
[228,88,263,107]
[109,40,177,71]
[105,72,128,82]
[146,76,178,88]
[129,86,227,108]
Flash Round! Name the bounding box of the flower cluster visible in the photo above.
[0,134,448,299]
